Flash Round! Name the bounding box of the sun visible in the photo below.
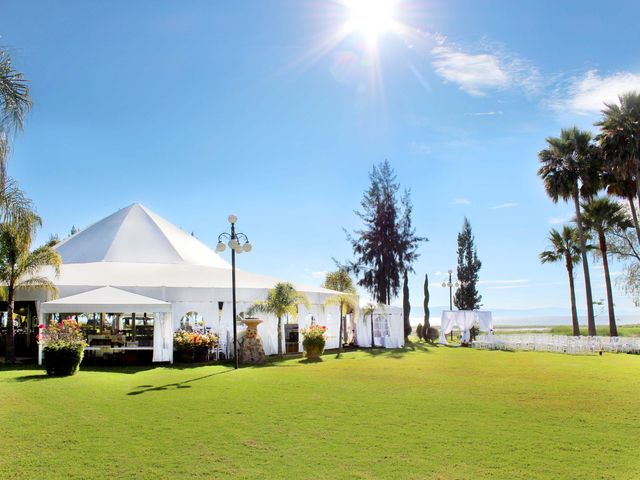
[345,0,397,45]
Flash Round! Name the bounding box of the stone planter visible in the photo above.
[194,348,209,363]
[303,341,325,360]
[43,345,85,376]
[239,318,268,364]
[175,349,193,363]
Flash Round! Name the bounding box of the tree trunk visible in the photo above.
[5,284,15,363]
[573,191,596,335]
[565,258,580,336]
[599,231,618,337]
[277,316,283,357]
[423,273,430,331]
[370,312,375,348]
[337,302,343,354]
[402,271,411,341]
[628,195,640,245]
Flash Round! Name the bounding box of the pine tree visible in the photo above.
[453,217,482,310]
[346,160,426,304]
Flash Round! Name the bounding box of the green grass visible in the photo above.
[2,346,640,479]
[548,324,640,336]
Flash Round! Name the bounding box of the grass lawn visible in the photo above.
[2,346,639,479]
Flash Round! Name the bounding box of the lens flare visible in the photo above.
[345,0,397,46]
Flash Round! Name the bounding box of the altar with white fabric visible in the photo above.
[439,310,493,344]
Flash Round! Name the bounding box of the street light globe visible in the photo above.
[441,281,446,288]
[234,246,243,255]
[243,242,252,253]
[215,241,226,253]
[228,214,238,224]
[228,239,239,249]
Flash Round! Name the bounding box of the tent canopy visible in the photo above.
[41,286,171,314]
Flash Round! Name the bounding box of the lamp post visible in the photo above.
[442,269,460,341]
[216,214,252,370]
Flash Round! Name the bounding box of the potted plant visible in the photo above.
[301,324,327,360]
[174,330,218,363]
[39,319,87,376]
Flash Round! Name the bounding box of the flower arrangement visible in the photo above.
[301,324,327,359]
[174,330,218,351]
[174,330,218,362]
[38,319,87,376]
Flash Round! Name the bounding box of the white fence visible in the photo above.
[473,334,640,355]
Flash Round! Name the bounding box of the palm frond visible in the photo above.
[0,49,32,132]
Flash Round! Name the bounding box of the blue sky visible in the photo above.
[2,0,640,314]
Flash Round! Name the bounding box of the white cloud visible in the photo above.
[431,45,508,96]
[548,211,574,225]
[430,37,541,97]
[407,141,431,156]
[465,111,503,116]
[479,279,529,285]
[311,270,328,279]
[451,198,471,205]
[550,70,640,115]
[491,202,518,209]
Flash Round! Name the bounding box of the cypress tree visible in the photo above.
[453,217,482,310]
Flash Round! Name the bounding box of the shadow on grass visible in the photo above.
[127,368,234,396]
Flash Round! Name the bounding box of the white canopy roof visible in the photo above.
[55,203,231,268]
[31,203,338,302]
[41,286,172,314]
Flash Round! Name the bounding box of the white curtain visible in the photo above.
[439,311,456,344]
[356,314,373,348]
[153,311,173,363]
[476,311,493,333]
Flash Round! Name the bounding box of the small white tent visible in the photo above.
[22,204,343,359]
[355,302,405,349]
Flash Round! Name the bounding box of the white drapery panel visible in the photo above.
[439,311,457,344]
[439,310,493,344]
[153,312,173,363]
[476,311,493,333]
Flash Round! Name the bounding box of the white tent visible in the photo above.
[22,204,343,359]
[354,302,404,349]
[40,286,173,363]
[438,310,493,345]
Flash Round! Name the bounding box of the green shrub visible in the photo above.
[426,327,439,342]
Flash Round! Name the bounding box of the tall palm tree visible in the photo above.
[0,49,31,133]
[322,269,358,353]
[0,49,32,188]
[538,127,601,336]
[540,226,583,336]
[247,282,309,358]
[582,197,632,337]
[597,92,640,214]
[603,172,640,243]
[0,214,61,363]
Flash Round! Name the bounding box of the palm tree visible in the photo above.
[603,172,640,243]
[0,49,31,133]
[247,282,309,358]
[582,197,631,336]
[0,49,32,187]
[322,269,358,353]
[0,214,61,363]
[597,92,640,216]
[538,127,601,336]
[361,302,377,347]
[540,226,583,336]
